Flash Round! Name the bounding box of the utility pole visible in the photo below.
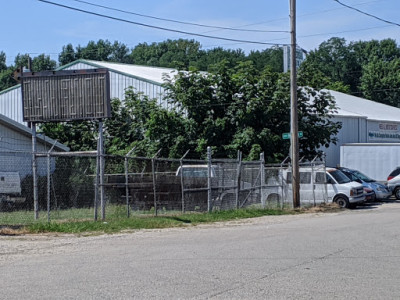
[290,0,300,208]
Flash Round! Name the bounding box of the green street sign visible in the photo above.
[282,131,303,139]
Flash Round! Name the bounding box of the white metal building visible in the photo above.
[0,60,399,167]
[321,90,400,167]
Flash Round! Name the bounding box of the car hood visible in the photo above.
[340,181,363,189]
[368,182,389,190]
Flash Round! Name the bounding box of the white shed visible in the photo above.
[321,90,400,167]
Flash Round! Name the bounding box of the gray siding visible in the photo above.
[0,122,55,178]
[321,116,367,167]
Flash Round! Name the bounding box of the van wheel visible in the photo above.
[394,187,400,200]
[334,196,349,208]
[267,194,280,208]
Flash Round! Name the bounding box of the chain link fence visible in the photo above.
[0,149,327,225]
[263,160,328,209]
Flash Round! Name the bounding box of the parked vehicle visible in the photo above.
[0,172,26,210]
[340,143,400,182]
[338,167,392,201]
[325,168,366,208]
[264,167,366,208]
[175,165,216,178]
[387,167,400,199]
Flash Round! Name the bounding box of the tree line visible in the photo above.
[0,39,283,91]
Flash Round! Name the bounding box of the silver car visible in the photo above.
[339,167,392,201]
[387,167,400,200]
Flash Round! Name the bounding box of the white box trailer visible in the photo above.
[340,143,400,182]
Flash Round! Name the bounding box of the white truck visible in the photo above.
[0,172,25,210]
[340,143,400,182]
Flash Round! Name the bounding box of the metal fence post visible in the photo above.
[322,153,328,203]
[98,121,106,221]
[311,155,319,207]
[207,147,212,212]
[180,150,190,213]
[94,142,100,221]
[260,153,265,208]
[125,147,136,218]
[235,151,242,209]
[152,149,162,216]
[31,123,39,220]
[280,156,289,209]
[46,141,58,223]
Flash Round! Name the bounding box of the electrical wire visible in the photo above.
[70,0,289,33]
[38,0,287,46]
[333,0,400,27]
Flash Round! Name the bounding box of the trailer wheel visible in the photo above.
[334,195,349,208]
[394,187,400,200]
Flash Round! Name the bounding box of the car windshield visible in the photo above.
[352,170,375,182]
[329,169,351,184]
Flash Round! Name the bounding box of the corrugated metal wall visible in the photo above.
[0,87,24,125]
[322,116,367,167]
[0,123,54,177]
[64,62,169,109]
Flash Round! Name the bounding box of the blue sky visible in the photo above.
[1,0,399,65]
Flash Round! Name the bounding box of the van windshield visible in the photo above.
[329,170,351,184]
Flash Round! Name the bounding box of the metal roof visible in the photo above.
[3,60,400,125]
[327,90,400,123]
[57,59,177,85]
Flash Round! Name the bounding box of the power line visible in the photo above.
[38,0,287,46]
[70,0,289,34]
[333,0,400,27]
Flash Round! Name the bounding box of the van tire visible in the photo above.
[267,194,280,208]
[394,187,400,200]
[334,195,349,208]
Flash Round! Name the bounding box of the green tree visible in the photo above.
[0,69,15,91]
[40,121,97,152]
[58,44,76,65]
[0,52,6,72]
[32,54,57,71]
[300,37,360,92]
[58,40,132,65]
[247,47,283,72]
[130,39,202,69]
[360,58,400,107]
[163,60,341,161]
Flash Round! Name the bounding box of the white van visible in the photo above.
[263,167,366,208]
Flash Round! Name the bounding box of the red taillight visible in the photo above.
[388,176,394,181]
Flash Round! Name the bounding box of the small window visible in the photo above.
[389,168,400,177]
[315,172,325,184]
[286,172,311,184]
